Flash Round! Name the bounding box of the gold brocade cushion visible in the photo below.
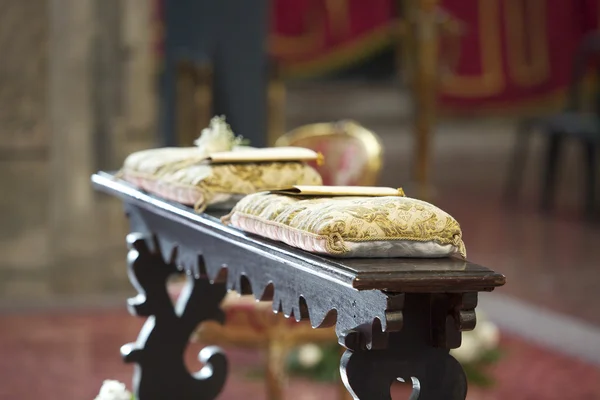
[121,147,323,211]
[223,190,466,259]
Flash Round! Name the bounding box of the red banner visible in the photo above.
[269,0,396,77]
[155,0,600,111]
[269,0,600,111]
[438,0,600,111]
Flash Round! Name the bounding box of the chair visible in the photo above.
[276,120,383,186]
[505,32,600,216]
[195,121,383,400]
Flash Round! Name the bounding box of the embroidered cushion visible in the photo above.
[223,191,466,258]
[121,147,323,211]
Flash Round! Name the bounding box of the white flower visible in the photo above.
[193,115,245,153]
[297,344,323,368]
[95,380,132,400]
[477,321,500,351]
[450,310,501,364]
[450,332,481,364]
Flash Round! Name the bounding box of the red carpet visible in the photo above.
[0,309,599,399]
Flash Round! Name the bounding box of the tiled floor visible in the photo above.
[1,309,599,399]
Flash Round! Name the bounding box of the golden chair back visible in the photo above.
[275,120,383,186]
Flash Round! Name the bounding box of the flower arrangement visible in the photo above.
[94,380,133,400]
[449,311,502,386]
[194,115,248,154]
[287,310,502,387]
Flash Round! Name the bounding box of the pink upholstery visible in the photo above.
[288,135,369,186]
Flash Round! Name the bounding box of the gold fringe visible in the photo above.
[113,169,125,180]
[453,234,467,259]
[220,211,234,225]
[193,197,208,214]
[325,232,350,254]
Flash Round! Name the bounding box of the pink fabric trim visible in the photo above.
[230,213,330,254]
[124,173,202,205]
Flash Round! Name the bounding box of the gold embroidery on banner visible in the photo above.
[230,193,466,258]
[269,13,325,56]
[441,0,504,97]
[325,0,351,39]
[505,0,549,87]
[270,0,353,57]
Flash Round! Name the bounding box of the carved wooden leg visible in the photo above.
[340,345,465,400]
[338,294,470,400]
[121,233,228,400]
[265,338,288,400]
[338,347,353,400]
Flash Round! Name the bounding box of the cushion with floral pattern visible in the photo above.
[223,189,466,258]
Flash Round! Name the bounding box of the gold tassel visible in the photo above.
[193,197,208,214]
[113,169,125,180]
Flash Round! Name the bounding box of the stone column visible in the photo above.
[48,0,97,254]
[0,0,51,299]
[121,0,158,157]
[47,0,156,296]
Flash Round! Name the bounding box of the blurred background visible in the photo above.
[2,0,600,399]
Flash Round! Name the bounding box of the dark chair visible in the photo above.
[505,32,600,216]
